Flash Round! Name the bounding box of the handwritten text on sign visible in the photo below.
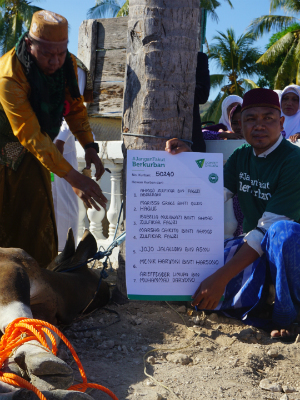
[126,150,224,300]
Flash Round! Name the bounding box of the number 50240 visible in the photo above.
[156,171,174,177]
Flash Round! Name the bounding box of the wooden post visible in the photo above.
[89,17,128,116]
[114,0,200,301]
[77,19,98,80]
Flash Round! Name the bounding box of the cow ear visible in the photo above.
[70,229,97,267]
[47,228,76,271]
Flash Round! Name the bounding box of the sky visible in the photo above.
[30,0,288,100]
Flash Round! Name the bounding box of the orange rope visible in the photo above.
[0,318,119,400]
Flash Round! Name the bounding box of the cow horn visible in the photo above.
[47,228,76,271]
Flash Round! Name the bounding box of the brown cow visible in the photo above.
[0,230,110,399]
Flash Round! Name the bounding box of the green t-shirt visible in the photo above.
[224,139,300,233]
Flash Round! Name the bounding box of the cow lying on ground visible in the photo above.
[0,229,110,399]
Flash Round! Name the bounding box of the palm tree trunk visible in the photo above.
[122,0,200,149]
[114,0,200,301]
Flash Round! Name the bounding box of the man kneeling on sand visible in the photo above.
[166,88,300,340]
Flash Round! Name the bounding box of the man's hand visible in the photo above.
[85,148,105,180]
[191,270,227,309]
[63,168,107,210]
[289,133,300,143]
[55,139,65,154]
[191,243,260,310]
[165,138,192,154]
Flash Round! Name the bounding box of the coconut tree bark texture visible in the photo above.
[122,0,200,149]
[114,0,200,301]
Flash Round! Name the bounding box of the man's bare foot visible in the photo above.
[271,324,300,341]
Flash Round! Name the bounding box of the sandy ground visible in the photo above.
[59,272,300,400]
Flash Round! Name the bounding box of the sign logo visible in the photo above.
[209,173,219,183]
[196,159,205,168]
[205,161,218,168]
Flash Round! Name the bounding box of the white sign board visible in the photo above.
[126,150,224,301]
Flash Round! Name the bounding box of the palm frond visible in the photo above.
[270,0,287,11]
[202,92,222,123]
[200,0,220,9]
[199,0,233,22]
[87,0,121,19]
[0,0,44,55]
[117,0,128,17]
[18,3,42,29]
[210,74,226,89]
[11,12,23,39]
[0,16,14,55]
[294,39,300,86]
[296,59,300,86]
[200,0,233,10]
[242,79,259,91]
[274,40,298,88]
[225,0,233,7]
[270,0,300,13]
[256,32,295,65]
[200,0,220,22]
[248,15,298,38]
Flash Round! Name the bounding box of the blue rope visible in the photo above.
[99,201,124,272]
[59,201,125,276]
[59,231,126,274]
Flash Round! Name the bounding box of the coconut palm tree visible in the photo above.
[0,0,42,56]
[256,23,300,89]
[203,28,261,123]
[248,0,300,89]
[87,0,232,20]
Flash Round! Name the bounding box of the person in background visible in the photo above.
[280,85,300,141]
[203,104,243,140]
[0,10,107,267]
[52,58,93,251]
[191,52,210,153]
[203,95,243,133]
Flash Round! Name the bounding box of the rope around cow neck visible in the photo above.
[0,318,119,400]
